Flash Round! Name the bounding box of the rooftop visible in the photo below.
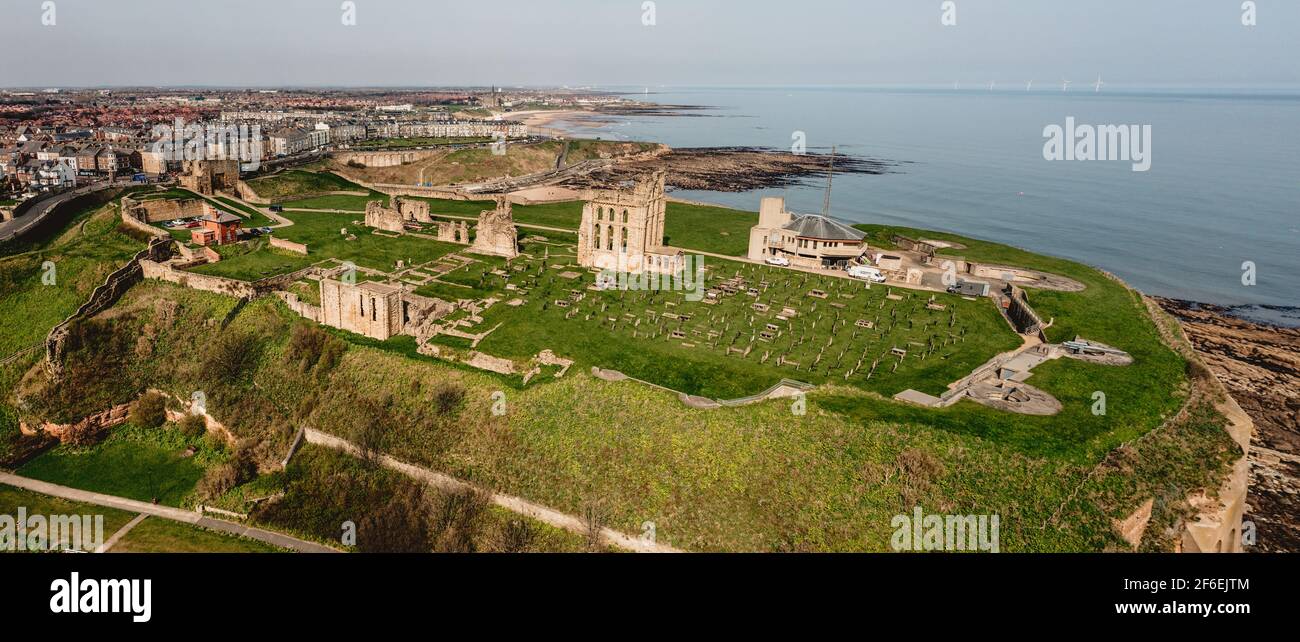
[782,213,866,242]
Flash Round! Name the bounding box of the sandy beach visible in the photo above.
[511,109,593,137]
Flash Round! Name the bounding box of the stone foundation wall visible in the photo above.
[25,402,131,443]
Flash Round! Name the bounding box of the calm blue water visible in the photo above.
[549,86,1299,311]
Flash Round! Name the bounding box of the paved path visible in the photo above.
[210,192,294,229]
[96,513,148,553]
[0,181,113,242]
[303,429,681,553]
[0,472,339,553]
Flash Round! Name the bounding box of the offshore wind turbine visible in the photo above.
[1026,79,1034,91]
[1061,78,1072,92]
[1093,74,1105,93]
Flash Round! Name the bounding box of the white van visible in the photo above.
[848,265,887,283]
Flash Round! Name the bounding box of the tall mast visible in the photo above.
[822,145,836,217]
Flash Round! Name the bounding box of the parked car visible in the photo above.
[848,265,887,283]
[765,256,791,267]
[269,204,283,212]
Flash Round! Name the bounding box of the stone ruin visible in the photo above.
[577,170,684,276]
[179,159,240,196]
[364,196,434,234]
[364,200,405,233]
[468,196,519,259]
[315,266,454,341]
[394,196,432,223]
[436,219,470,244]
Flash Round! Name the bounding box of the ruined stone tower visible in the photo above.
[468,196,519,259]
[577,170,682,274]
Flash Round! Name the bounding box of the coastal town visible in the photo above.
[5,0,1299,628]
[0,81,1266,564]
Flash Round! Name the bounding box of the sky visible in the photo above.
[1,0,1297,88]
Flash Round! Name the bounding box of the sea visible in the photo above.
[545,86,1299,323]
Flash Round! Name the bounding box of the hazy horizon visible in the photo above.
[1,0,1296,88]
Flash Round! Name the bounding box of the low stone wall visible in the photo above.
[276,291,321,323]
[251,265,322,295]
[268,235,308,255]
[141,259,257,298]
[234,179,264,203]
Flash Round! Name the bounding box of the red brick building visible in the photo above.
[191,211,241,246]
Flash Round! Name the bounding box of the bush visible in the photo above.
[286,323,347,376]
[356,483,433,553]
[197,463,239,500]
[178,412,207,438]
[432,383,465,416]
[495,519,537,553]
[202,331,260,384]
[428,488,488,553]
[129,392,167,428]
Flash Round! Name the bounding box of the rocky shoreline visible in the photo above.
[561,146,902,192]
[1157,298,1300,553]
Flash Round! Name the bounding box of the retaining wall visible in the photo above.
[268,236,308,255]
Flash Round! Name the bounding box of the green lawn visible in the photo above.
[824,224,1190,462]
[187,209,463,281]
[278,193,388,211]
[441,242,1020,400]
[663,202,757,256]
[109,517,286,553]
[246,170,366,200]
[16,423,223,507]
[0,199,146,356]
[511,201,585,228]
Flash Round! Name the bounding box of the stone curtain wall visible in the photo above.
[127,197,207,223]
[335,149,441,168]
[140,259,257,298]
[46,237,174,378]
[119,205,171,240]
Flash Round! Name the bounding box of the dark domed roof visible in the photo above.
[781,213,865,241]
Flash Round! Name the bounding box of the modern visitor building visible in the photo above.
[747,196,867,270]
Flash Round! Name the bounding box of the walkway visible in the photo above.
[0,472,339,553]
[302,429,681,553]
[0,181,114,242]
